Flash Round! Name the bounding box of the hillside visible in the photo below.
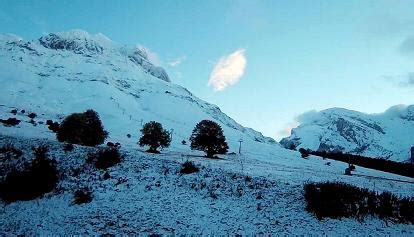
[0,135,412,235]
[0,30,275,153]
[280,106,414,162]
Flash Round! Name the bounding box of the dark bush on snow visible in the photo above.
[63,143,74,153]
[46,120,60,133]
[107,142,121,148]
[72,187,93,205]
[10,109,17,115]
[88,147,122,170]
[180,161,199,174]
[304,181,414,224]
[57,109,108,146]
[299,148,310,158]
[0,146,59,203]
[28,113,37,119]
[0,118,21,127]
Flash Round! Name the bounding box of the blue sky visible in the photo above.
[1,0,413,139]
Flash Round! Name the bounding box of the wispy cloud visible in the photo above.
[383,72,414,87]
[278,121,299,137]
[400,36,414,56]
[208,49,247,91]
[168,56,186,67]
[400,72,414,86]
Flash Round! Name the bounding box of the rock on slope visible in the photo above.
[0,30,275,151]
[280,106,414,162]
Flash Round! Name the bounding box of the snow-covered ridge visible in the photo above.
[280,105,414,162]
[0,30,275,151]
[1,30,169,82]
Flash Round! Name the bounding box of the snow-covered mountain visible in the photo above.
[0,30,275,151]
[280,106,414,162]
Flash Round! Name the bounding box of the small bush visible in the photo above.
[127,134,131,138]
[63,143,74,153]
[299,148,310,158]
[304,181,414,224]
[46,120,60,133]
[72,187,93,205]
[180,161,199,174]
[57,110,108,146]
[0,146,59,203]
[0,118,21,127]
[29,119,37,126]
[10,109,17,115]
[28,113,37,119]
[181,140,187,145]
[102,171,111,180]
[89,147,122,170]
[20,109,25,114]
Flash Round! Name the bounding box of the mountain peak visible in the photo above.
[281,105,414,162]
[0,29,171,83]
[38,29,114,55]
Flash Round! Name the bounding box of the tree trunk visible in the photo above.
[206,148,214,158]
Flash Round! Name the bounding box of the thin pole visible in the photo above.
[238,139,243,154]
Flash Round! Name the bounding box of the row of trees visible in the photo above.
[56,110,229,158]
[300,149,414,178]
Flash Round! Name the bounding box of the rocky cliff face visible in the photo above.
[280,106,414,162]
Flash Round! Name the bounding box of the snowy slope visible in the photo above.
[0,135,413,235]
[0,30,275,153]
[280,106,414,162]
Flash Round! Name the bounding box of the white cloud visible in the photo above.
[208,49,247,91]
[137,45,161,66]
[168,56,186,67]
[278,121,299,137]
[296,110,319,124]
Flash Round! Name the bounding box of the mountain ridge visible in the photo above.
[280,105,414,162]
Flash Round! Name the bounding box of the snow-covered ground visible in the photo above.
[0,134,413,235]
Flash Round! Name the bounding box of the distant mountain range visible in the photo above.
[280,105,414,162]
